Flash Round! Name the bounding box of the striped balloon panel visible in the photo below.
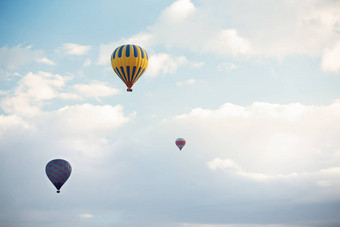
[111,44,148,88]
[176,138,186,150]
[46,159,72,190]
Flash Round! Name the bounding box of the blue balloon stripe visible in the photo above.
[115,68,125,81]
[133,45,138,57]
[127,66,130,81]
[118,46,124,58]
[112,47,118,60]
[133,67,142,82]
[135,68,145,82]
[131,66,137,81]
[138,46,144,58]
[120,66,128,82]
[125,45,130,57]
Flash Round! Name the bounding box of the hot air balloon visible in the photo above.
[111,44,149,92]
[46,159,72,193]
[175,138,186,151]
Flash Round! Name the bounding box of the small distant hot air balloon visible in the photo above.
[46,159,72,193]
[175,138,186,151]
[111,44,149,92]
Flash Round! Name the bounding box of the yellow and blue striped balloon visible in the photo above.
[111,44,148,92]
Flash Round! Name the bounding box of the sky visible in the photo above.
[0,0,340,226]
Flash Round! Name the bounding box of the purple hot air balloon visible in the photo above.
[46,159,72,193]
[175,138,186,151]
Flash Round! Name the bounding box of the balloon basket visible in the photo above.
[127,88,132,92]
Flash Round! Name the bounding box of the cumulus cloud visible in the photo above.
[147,0,252,56]
[0,45,53,78]
[147,53,203,78]
[73,81,120,100]
[171,101,340,185]
[35,57,55,65]
[321,40,340,73]
[0,72,120,117]
[0,45,42,69]
[161,0,195,22]
[207,158,340,193]
[207,158,299,181]
[207,158,242,172]
[1,71,71,116]
[0,102,131,156]
[0,115,30,137]
[1,98,339,225]
[147,54,188,77]
[60,43,91,56]
[99,0,340,74]
[47,104,129,136]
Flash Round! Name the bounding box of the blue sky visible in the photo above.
[1,0,340,226]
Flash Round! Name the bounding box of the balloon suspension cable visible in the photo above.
[127,88,133,92]
[57,190,60,193]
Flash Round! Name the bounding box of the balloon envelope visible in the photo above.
[111,44,148,92]
[46,159,72,193]
[175,138,186,150]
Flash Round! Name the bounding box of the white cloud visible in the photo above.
[214,29,251,56]
[148,0,252,56]
[0,72,120,117]
[0,103,131,157]
[207,158,299,181]
[170,100,340,180]
[73,81,120,99]
[49,104,129,136]
[0,45,51,78]
[14,71,68,100]
[0,45,42,69]
[1,71,71,116]
[147,53,188,77]
[41,103,130,156]
[60,43,91,56]
[0,115,30,137]
[208,158,340,188]
[80,213,94,218]
[146,53,202,78]
[176,78,196,87]
[321,40,340,73]
[102,0,340,73]
[161,0,195,22]
[35,57,55,65]
[207,158,242,172]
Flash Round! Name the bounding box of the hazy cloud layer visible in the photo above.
[97,0,340,73]
[1,96,340,226]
